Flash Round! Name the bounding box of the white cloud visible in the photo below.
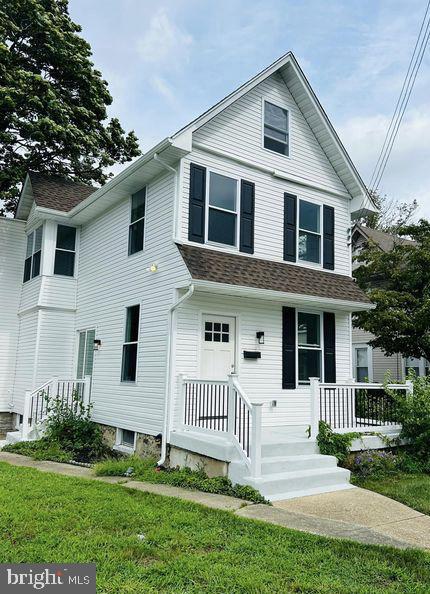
[150,75,177,105]
[137,7,193,66]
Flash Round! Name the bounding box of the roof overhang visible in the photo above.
[15,175,34,220]
[188,280,374,312]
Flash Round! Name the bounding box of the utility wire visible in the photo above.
[368,0,430,194]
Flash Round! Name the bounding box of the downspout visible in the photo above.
[158,284,195,466]
[153,152,181,242]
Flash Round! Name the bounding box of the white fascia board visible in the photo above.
[192,279,374,312]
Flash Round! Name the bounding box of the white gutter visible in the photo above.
[157,284,195,466]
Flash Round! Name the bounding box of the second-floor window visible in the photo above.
[23,226,43,282]
[263,101,289,156]
[298,200,321,264]
[129,188,146,255]
[54,225,76,276]
[207,172,238,247]
[121,304,140,382]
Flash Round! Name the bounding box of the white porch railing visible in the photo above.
[310,378,413,436]
[22,376,91,439]
[178,373,263,478]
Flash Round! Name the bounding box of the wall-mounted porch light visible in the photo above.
[93,339,102,351]
[256,331,265,345]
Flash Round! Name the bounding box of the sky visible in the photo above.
[68,0,430,217]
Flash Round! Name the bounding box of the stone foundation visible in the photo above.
[98,423,162,458]
[0,412,14,437]
[168,446,228,478]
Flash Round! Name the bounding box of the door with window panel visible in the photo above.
[201,315,236,380]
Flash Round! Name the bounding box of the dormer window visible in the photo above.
[263,101,289,156]
[54,225,76,276]
[23,226,43,282]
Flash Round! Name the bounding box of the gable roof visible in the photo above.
[16,172,95,219]
[352,224,416,252]
[178,244,370,305]
[172,51,375,211]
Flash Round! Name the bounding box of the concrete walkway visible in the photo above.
[0,452,428,551]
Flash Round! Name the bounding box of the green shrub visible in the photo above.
[388,375,430,461]
[316,421,359,465]
[94,456,269,504]
[3,438,72,463]
[348,450,398,478]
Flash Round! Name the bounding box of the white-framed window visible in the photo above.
[54,224,76,276]
[115,428,136,452]
[405,356,428,377]
[353,345,372,382]
[298,311,322,384]
[128,188,146,255]
[298,199,321,264]
[206,171,239,248]
[263,100,289,156]
[121,304,140,382]
[23,225,43,282]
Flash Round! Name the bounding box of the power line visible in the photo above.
[369,0,430,193]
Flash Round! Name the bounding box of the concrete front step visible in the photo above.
[5,431,23,444]
[261,453,338,474]
[244,467,351,498]
[261,439,319,458]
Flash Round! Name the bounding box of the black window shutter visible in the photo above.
[239,180,255,254]
[282,307,296,389]
[323,205,335,270]
[323,312,336,383]
[284,193,297,262]
[188,163,206,243]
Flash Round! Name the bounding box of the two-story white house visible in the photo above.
[0,53,380,500]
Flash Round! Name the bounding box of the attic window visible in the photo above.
[263,101,289,156]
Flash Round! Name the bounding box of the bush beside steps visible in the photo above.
[94,456,269,504]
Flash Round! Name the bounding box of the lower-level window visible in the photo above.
[121,304,140,382]
[298,312,321,384]
[354,346,370,382]
[405,356,429,377]
[119,429,135,448]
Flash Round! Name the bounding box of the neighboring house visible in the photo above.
[351,224,427,383]
[0,52,379,500]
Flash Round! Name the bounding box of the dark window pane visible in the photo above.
[357,367,369,382]
[121,343,137,382]
[56,225,76,250]
[299,201,320,233]
[31,251,41,278]
[23,257,32,282]
[208,209,236,246]
[205,332,212,342]
[209,173,237,211]
[298,349,321,383]
[121,429,135,446]
[221,334,229,343]
[54,250,75,276]
[299,231,320,263]
[128,219,144,255]
[125,305,140,343]
[34,226,43,252]
[205,322,212,331]
[264,136,288,155]
[298,313,320,346]
[131,188,146,223]
[264,102,288,131]
[222,324,229,332]
[214,323,221,331]
[264,125,287,143]
[213,333,221,342]
[26,232,34,258]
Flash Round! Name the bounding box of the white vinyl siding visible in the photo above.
[173,292,351,428]
[351,326,403,383]
[181,148,351,275]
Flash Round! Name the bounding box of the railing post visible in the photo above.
[227,373,237,436]
[309,377,320,439]
[51,376,59,400]
[83,375,92,408]
[22,390,32,440]
[177,374,186,430]
[405,379,414,399]
[250,403,263,478]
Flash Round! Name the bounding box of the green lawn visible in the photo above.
[353,473,430,516]
[0,464,429,593]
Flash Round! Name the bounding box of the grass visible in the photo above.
[0,463,429,593]
[2,438,73,462]
[353,472,430,516]
[94,456,268,504]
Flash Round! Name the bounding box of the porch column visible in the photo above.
[309,377,320,439]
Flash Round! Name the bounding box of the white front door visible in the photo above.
[201,315,236,380]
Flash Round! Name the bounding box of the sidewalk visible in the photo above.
[0,451,428,551]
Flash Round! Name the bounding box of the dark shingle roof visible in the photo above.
[178,244,370,304]
[28,172,95,212]
[354,225,416,252]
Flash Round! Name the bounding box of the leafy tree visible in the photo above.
[0,0,141,214]
[354,220,430,361]
[357,189,418,232]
